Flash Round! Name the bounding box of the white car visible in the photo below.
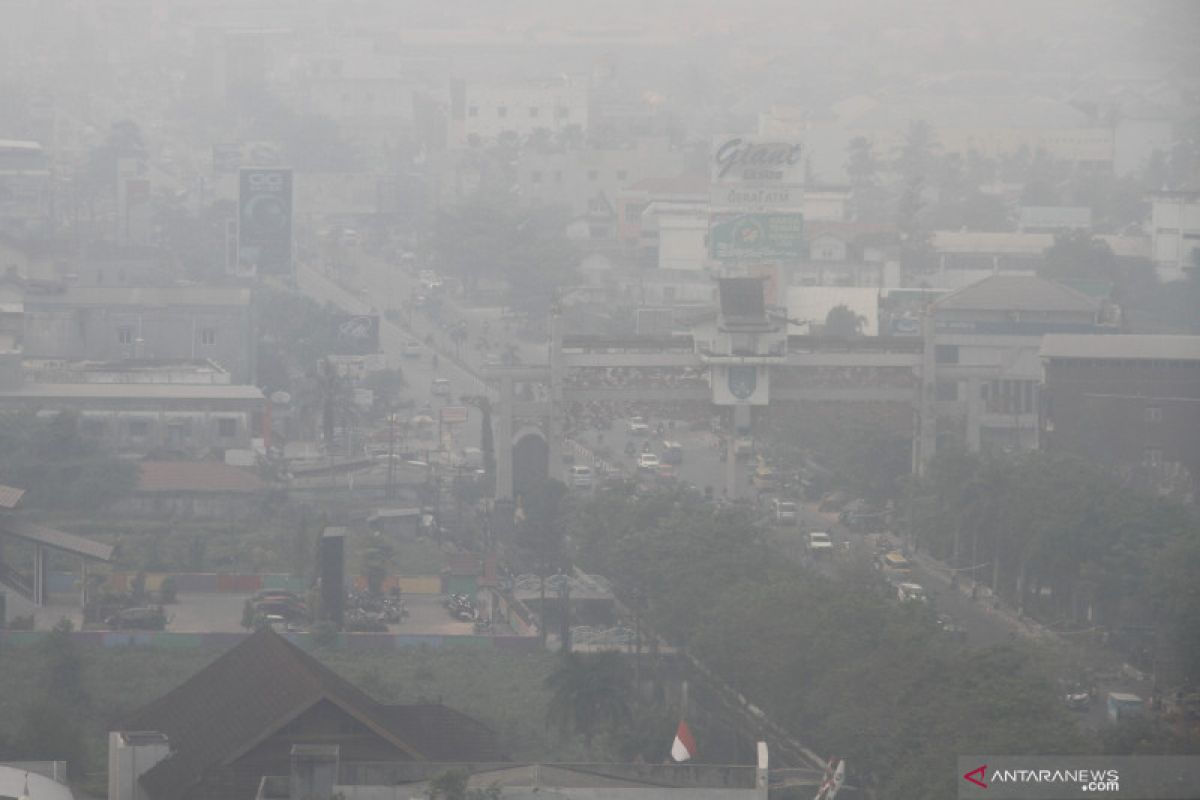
[569,465,594,489]
[403,340,422,358]
[897,582,928,603]
[772,499,798,525]
[637,453,660,471]
[807,531,834,555]
[627,417,651,436]
[431,378,451,397]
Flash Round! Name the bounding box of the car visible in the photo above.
[807,531,834,556]
[106,606,168,630]
[937,615,968,642]
[627,417,651,436]
[897,582,928,603]
[772,499,798,525]
[877,550,913,574]
[432,378,451,397]
[252,589,302,604]
[569,464,594,489]
[403,340,422,358]
[734,436,754,459]
[637,453,660,471]
[655,463,676,480]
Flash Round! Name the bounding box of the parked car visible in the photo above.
[569,464,594,489]
[432,378,451,397]
[897,582,928,603]
[403,340,423,358]
[807,531,834,556]
[106,606,168,630]
[772,499,798,525]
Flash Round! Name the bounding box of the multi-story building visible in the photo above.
[450,77,588,147]
[0,139,52,239]
[20,286,255,383]
[1041,334,1200,498]
[1148,191,1200,283]
[929,275,1111,451]
[515,138,686,232]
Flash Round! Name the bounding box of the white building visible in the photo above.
[1148,191,1200,282]
[451,77,588,146]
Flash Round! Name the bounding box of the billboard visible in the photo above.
[710,364,770,406]
[711,137,804,184]
[439,406,469,425]
[237,167,293,276]
[332,314,380,355]
[709,213,805,260]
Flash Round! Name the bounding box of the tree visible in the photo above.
[0,411,137,511]
[1039,230,1119,285]
[545,652,633,746]
[426,769,501,800]
[845,136,890,223]
[822,304,867,338]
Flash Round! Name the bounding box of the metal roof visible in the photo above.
[0,519,113,561]
[0,383,264,401]
[23,286,252,307]
[1040,334,1200,361]
[933,275,1099,314]
[0,484,25,509]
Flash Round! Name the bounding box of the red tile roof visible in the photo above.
[137,462,266,494]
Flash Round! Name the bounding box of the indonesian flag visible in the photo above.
[670,720,697,762]
[813,757,845,800]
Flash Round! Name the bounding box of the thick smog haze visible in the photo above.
[0,2,1198,799]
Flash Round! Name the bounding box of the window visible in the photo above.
[496,106,507,118]
[530,171,542,184]
[128,419,150,437]
[934,345,959,364]
[117,326,134,345]
[528,107,539,118]
[935,381,959,402]
[81,418,106,438]
[467,106,478,117]
[616,170,628,181]
[556,107,569,119]
[200,327,216,346]
[554,170,563,184]
[587,170,598,181]
[218,418,237,438]
[1145,406,1163,423]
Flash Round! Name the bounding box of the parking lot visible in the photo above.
[29,592,512,636]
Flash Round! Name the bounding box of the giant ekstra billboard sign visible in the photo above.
[710,136,805,210]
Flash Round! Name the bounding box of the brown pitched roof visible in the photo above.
[124,628,500,800]
[378,704,504,762]
[137,462,266,494]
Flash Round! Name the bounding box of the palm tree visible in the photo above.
[545,651,633,746]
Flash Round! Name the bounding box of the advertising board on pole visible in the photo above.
[237,167,293,277]
[332,314,381,355]
[709,136,805,213]
[709,213,805,260]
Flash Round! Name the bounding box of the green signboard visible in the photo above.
[709,213,805,260]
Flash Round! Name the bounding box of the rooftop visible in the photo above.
[137,462,266,494]
[0,383,264,401]
[21,286,252,307]
[1041,334,1200,362]
[123,628,501,800]
[933,275,1099,314]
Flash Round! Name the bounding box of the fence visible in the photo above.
[0,629,539,652]
[97,572,443,595]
